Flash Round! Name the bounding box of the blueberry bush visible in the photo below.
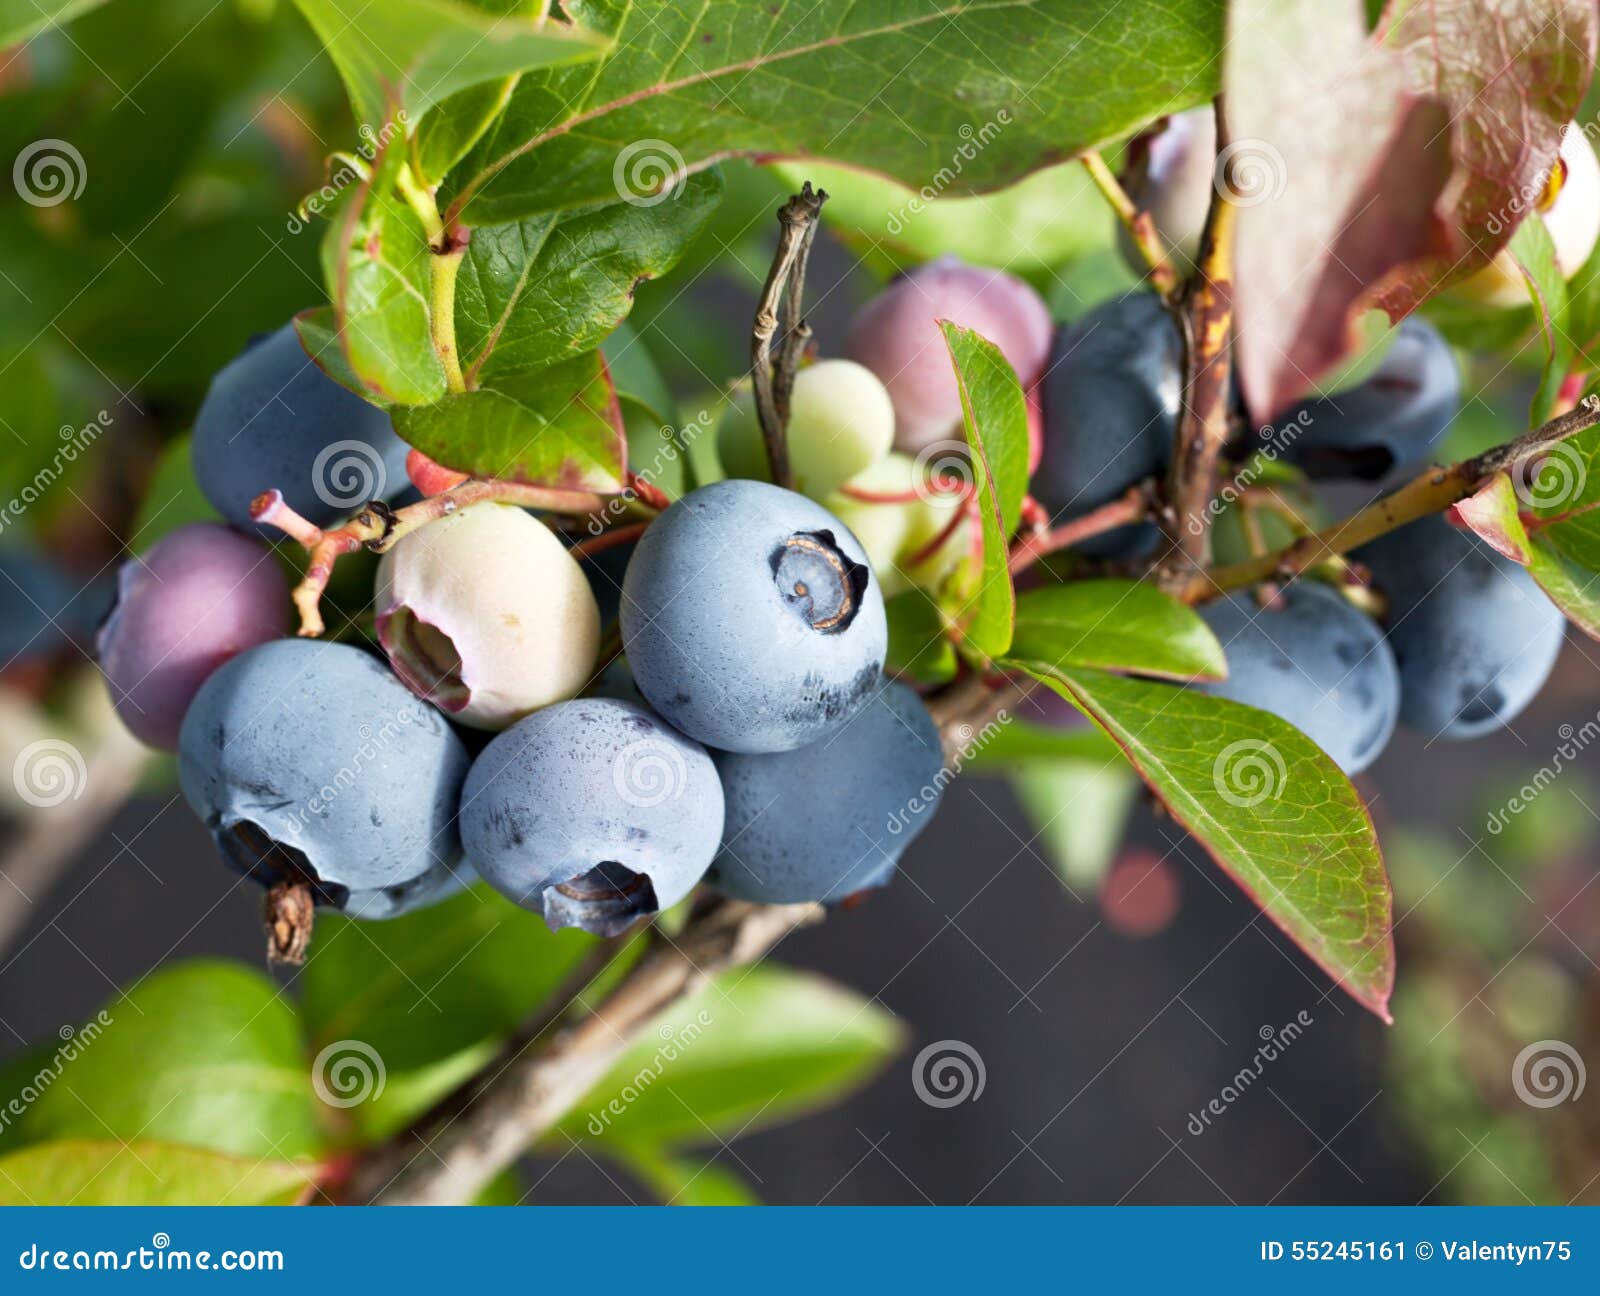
[2,0,1600,1205]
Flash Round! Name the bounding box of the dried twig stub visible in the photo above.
[751,183,828,490]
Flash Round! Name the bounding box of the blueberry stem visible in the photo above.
[750,184,827,490]
[1188,395,1600,603]
[1006,482,1155,574]
[1079,150,1180,296]
[394,162,468,394]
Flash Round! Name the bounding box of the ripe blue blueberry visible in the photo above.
[1034,294,1180,557]
[1265,318,1459,480]
[1356,517,1566,738]
[0,546,78,665]
[96,523,289,750]
[707,681,944,903]
[621,480,887,753]
[460,697,723,936]
[1196,581,1399,775]
[178,639,471,922]
[191,322,412,533]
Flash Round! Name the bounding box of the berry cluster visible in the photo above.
[94,317,947,950]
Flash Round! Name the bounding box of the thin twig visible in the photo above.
[1183,396,1600,603]
[751,184,828,490]
[1006,483,1155,573]
[1158,119,1237,590]
[352,898,823,1205]
[1079,151,1179,296]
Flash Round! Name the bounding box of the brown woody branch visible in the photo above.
[750,184,827,490]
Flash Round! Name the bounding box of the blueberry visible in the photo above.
[178,639,471,919]
[1356,517,1566,738]
[844,256,1053,453]
[192,322,412,534]
[0,546,78,665]
[1197,581,1399,774]
[460,697,723,936]
[707,681,943,903]
[1265,318,1459,480]
[1034,294,1179,556]
[621,480,887,753]
[96,523,290,750]
[376,503,600,731]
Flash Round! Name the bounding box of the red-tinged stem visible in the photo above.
[571,520,649,560]
[254,478,645,636]
[1006,484,1153,574]
[1554,369,1589,417]
[625,472,673,512]
[904,499,971,567]
[407,449,470,495]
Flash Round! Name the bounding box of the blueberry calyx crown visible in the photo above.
[771,530,868,634]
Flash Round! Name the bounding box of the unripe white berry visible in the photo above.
[375,503,600,730]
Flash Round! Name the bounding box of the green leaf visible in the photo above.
[602,322,677,429]
[561,965,903,1148]
[291,0,606,127]
[1019,666,1394,1020]
[1455,470,1600,641]
[606,324,691,496]
[0,0,108,45]
[442,0,1225,223]
[885,588,959,684]
[1010,580,1227,681]
[293,306,373,400]
[769,158,1113,279]
[964,721,1123,770]
[320,139,447,405]
[0,961,324,1160]
[457,172,722,384]
[417,81,522,186]
[940,320,1029,659]
[300,884,601,1140]
[392,350,627,489]
[0,1140,315,1207]
[618,1146,760,1205]
[1504,214,1572,427]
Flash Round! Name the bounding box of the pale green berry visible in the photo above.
[716,359,894,499]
